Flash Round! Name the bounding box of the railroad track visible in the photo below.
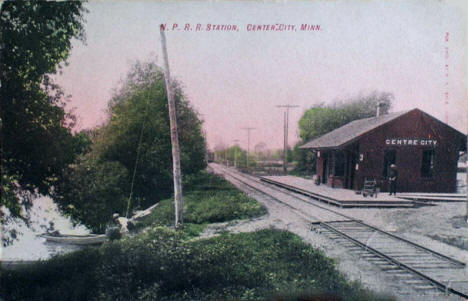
[211,164,468,298]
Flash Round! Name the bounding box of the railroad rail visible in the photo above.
[211,164,468,298]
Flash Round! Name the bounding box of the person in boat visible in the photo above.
[107,212,136,239]
[46,221,61,236]
[114,213,130,233]
[106,213,123,240]
[388,164,398,196]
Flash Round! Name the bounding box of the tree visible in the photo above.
[54,156,129,233]
[298,91,393,142]
[214,145,256,169]
[298,107,347,142]
[294,91,393,173]
[0,1,87,245]
[53,61,207,232]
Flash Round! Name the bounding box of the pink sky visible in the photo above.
[55,0,467,150]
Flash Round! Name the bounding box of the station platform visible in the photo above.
[394,192,467,202]
[260,176,415,208]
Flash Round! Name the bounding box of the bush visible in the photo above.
[1,229,392,301]
[1,248,101,301]
[135,172,267,230]
[185,191,265,224]
[53,155,129,233]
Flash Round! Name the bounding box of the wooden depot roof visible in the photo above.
[300,110,410,150]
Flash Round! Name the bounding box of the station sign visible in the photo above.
[385,138,438,146]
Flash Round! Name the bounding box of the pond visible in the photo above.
[1,196,91,261]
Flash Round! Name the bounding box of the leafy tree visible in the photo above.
[53,61,207,231]
[0,1,87,244]
[294,91,393,173]
[298,107,347,142]
[298,91,393,142]
[215,145,257,169]
[56,156,129,233]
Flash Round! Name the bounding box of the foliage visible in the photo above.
[1,173,388,300]
[298,91,393,143]
[1,248,101,301]
[294,91,393,173]
[135,171,266,231]
[214,145,257,169]
[54,155,129,233]
[298,107,347,143]
[0,0,87,244]
[291,144,316,174]
[0,0,87,195]
[52,61,207,230]
[1,229,392,301]
[94,61,206,205]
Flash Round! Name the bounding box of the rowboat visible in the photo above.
[39,233,107,245]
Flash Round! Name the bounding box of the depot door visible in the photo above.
[322,158,328,184]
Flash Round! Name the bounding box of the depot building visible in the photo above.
[300,108,467,192]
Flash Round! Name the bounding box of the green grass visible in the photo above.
[1,229,392,301]
[135,171,267,235]
[1,171,393,300]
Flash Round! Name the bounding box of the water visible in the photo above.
[1,196,90,261]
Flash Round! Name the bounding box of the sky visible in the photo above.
[55,0,468,150]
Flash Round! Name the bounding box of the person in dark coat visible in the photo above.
[388,164,398,195]
[106,213,123,240]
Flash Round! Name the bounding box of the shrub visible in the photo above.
[1,229,391,301]
[53,156,129,233]
[135,172,266,230]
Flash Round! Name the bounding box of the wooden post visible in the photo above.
[276,105,299,174]
[160,25,184,228]
[242,127,256,171]
[283,111,287,173]
[234,139,239,168]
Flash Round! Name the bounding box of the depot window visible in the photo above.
[421,150,435,178]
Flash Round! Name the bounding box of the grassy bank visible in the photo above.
[135,171,267,237]
[1,171,392,300]
[1,228,389,301]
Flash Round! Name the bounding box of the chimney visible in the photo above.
[376,101,385,117]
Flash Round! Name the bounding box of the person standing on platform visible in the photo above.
[388,164,398,196]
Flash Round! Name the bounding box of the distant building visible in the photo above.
[300,108,467,192]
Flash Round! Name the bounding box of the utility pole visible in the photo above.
[276,104,299,174]
[199,113,208,163]
[160,25,184,228]
[224,148,227,166]
[241,127,256,170]
[233,139,239,168]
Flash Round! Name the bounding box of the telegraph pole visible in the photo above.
[241,127,256,170]
[276,105,299,174]
[233,139,239,168]
[160,25,184,228]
